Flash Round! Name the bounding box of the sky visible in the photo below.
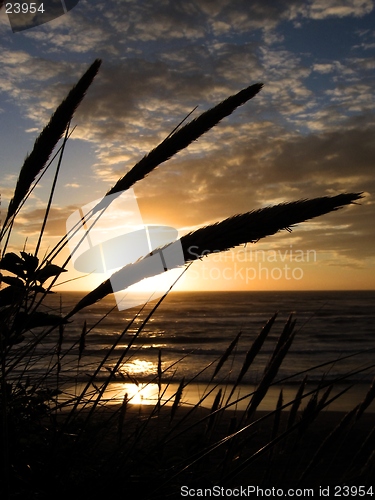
[0,0,374,292]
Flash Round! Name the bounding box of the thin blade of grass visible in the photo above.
[272,389,284,442]
[78,320,87,363]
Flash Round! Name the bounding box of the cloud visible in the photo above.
[307,0,374,19]
[313,63,340,74]
[1,1,372,142]
[14,206,78,238]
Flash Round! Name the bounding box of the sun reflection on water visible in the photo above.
[96,357,166,405]
[106,382,159,405]
[120,358,156,377]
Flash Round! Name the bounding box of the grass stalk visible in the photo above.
[102,83,263,203]
[225,313,277,404]
[67,193,363,316]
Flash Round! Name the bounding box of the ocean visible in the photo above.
[15,290,375,410]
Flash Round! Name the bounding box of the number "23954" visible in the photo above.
[6,3,45,14]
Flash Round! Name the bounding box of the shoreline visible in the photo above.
[60,380,375,413]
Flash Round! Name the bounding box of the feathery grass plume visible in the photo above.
[170,378,184,422]
[212,330,242,379]
[316,384,333,412]
[1,59,101,234]
[295,382,335,441]
[287,375,307,430]
[206,388,223,436]
[268,314,296,367]
[246,318,296,419]
[226,314,278,404]
[181,193,363,260]
[297,392,318,436]
[99,83,263,208]
[67,192,363,316]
